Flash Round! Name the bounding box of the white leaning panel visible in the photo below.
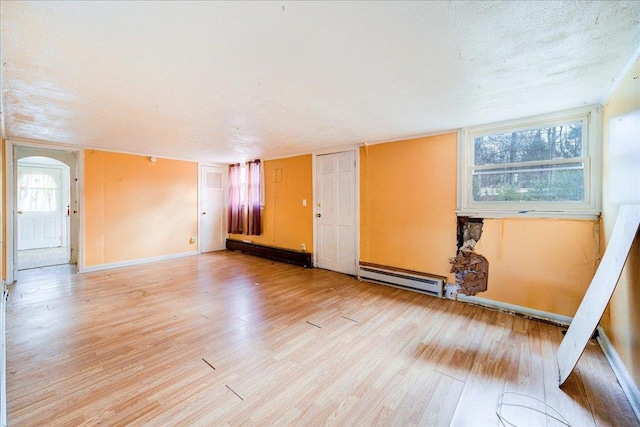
[557,204,640,385]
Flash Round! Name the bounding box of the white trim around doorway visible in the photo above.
[5,139,84,281]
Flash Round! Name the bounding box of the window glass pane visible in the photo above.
[474,121,583,165]
[472,162,584,202]
[17,172,59,212]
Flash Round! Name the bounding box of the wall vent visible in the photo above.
[358,262,444,298]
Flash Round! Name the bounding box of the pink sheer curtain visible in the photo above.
[246,159,262,235]
[227,160,262,235]
[227,163,244,234]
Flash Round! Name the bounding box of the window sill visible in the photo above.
[455,209,600,220]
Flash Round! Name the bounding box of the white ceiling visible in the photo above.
[2,1,640,164]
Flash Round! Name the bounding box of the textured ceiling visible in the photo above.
[2,1,640,164]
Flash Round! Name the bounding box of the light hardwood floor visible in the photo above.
[7,251,639,426]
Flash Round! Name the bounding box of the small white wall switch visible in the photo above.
[302,199,307,206]
[301,243,306,251]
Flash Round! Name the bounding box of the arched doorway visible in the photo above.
[8,145,80,277]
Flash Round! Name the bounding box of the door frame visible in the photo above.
[5,139,84,282]
[312,146,360,272]
[198,162,228,253]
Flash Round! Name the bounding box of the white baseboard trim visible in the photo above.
[81,251,200,273]
[596,326,640,423]
[456,294,573,326]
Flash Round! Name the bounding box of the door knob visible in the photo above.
[202,212,207,215]
[316,213,321,218]
[17,210,23,215]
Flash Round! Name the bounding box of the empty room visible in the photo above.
[1,1,639,425]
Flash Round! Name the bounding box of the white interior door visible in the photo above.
[17,164,64,250]
[315,151,357,275]
[200,165,226,252]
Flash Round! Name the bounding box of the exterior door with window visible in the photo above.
[17,165,64,250]
[315,151,357,275]
[200,165,226,252]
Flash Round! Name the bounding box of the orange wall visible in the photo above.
[359,132,598,318]
[474,218,598,316]
[84,150,198,266]
[230,154,313,252]
[600,55,640,387]
[360,133,458,277]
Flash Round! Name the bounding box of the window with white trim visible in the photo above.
[458,106,601,218]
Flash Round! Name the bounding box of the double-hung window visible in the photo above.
[458,106,601,218]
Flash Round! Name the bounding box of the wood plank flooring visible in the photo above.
[6,251,639,426]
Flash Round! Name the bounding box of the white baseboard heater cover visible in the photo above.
[358,263,444,297]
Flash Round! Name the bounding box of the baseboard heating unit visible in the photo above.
[358,262,445,298]
[226,239,313,268]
